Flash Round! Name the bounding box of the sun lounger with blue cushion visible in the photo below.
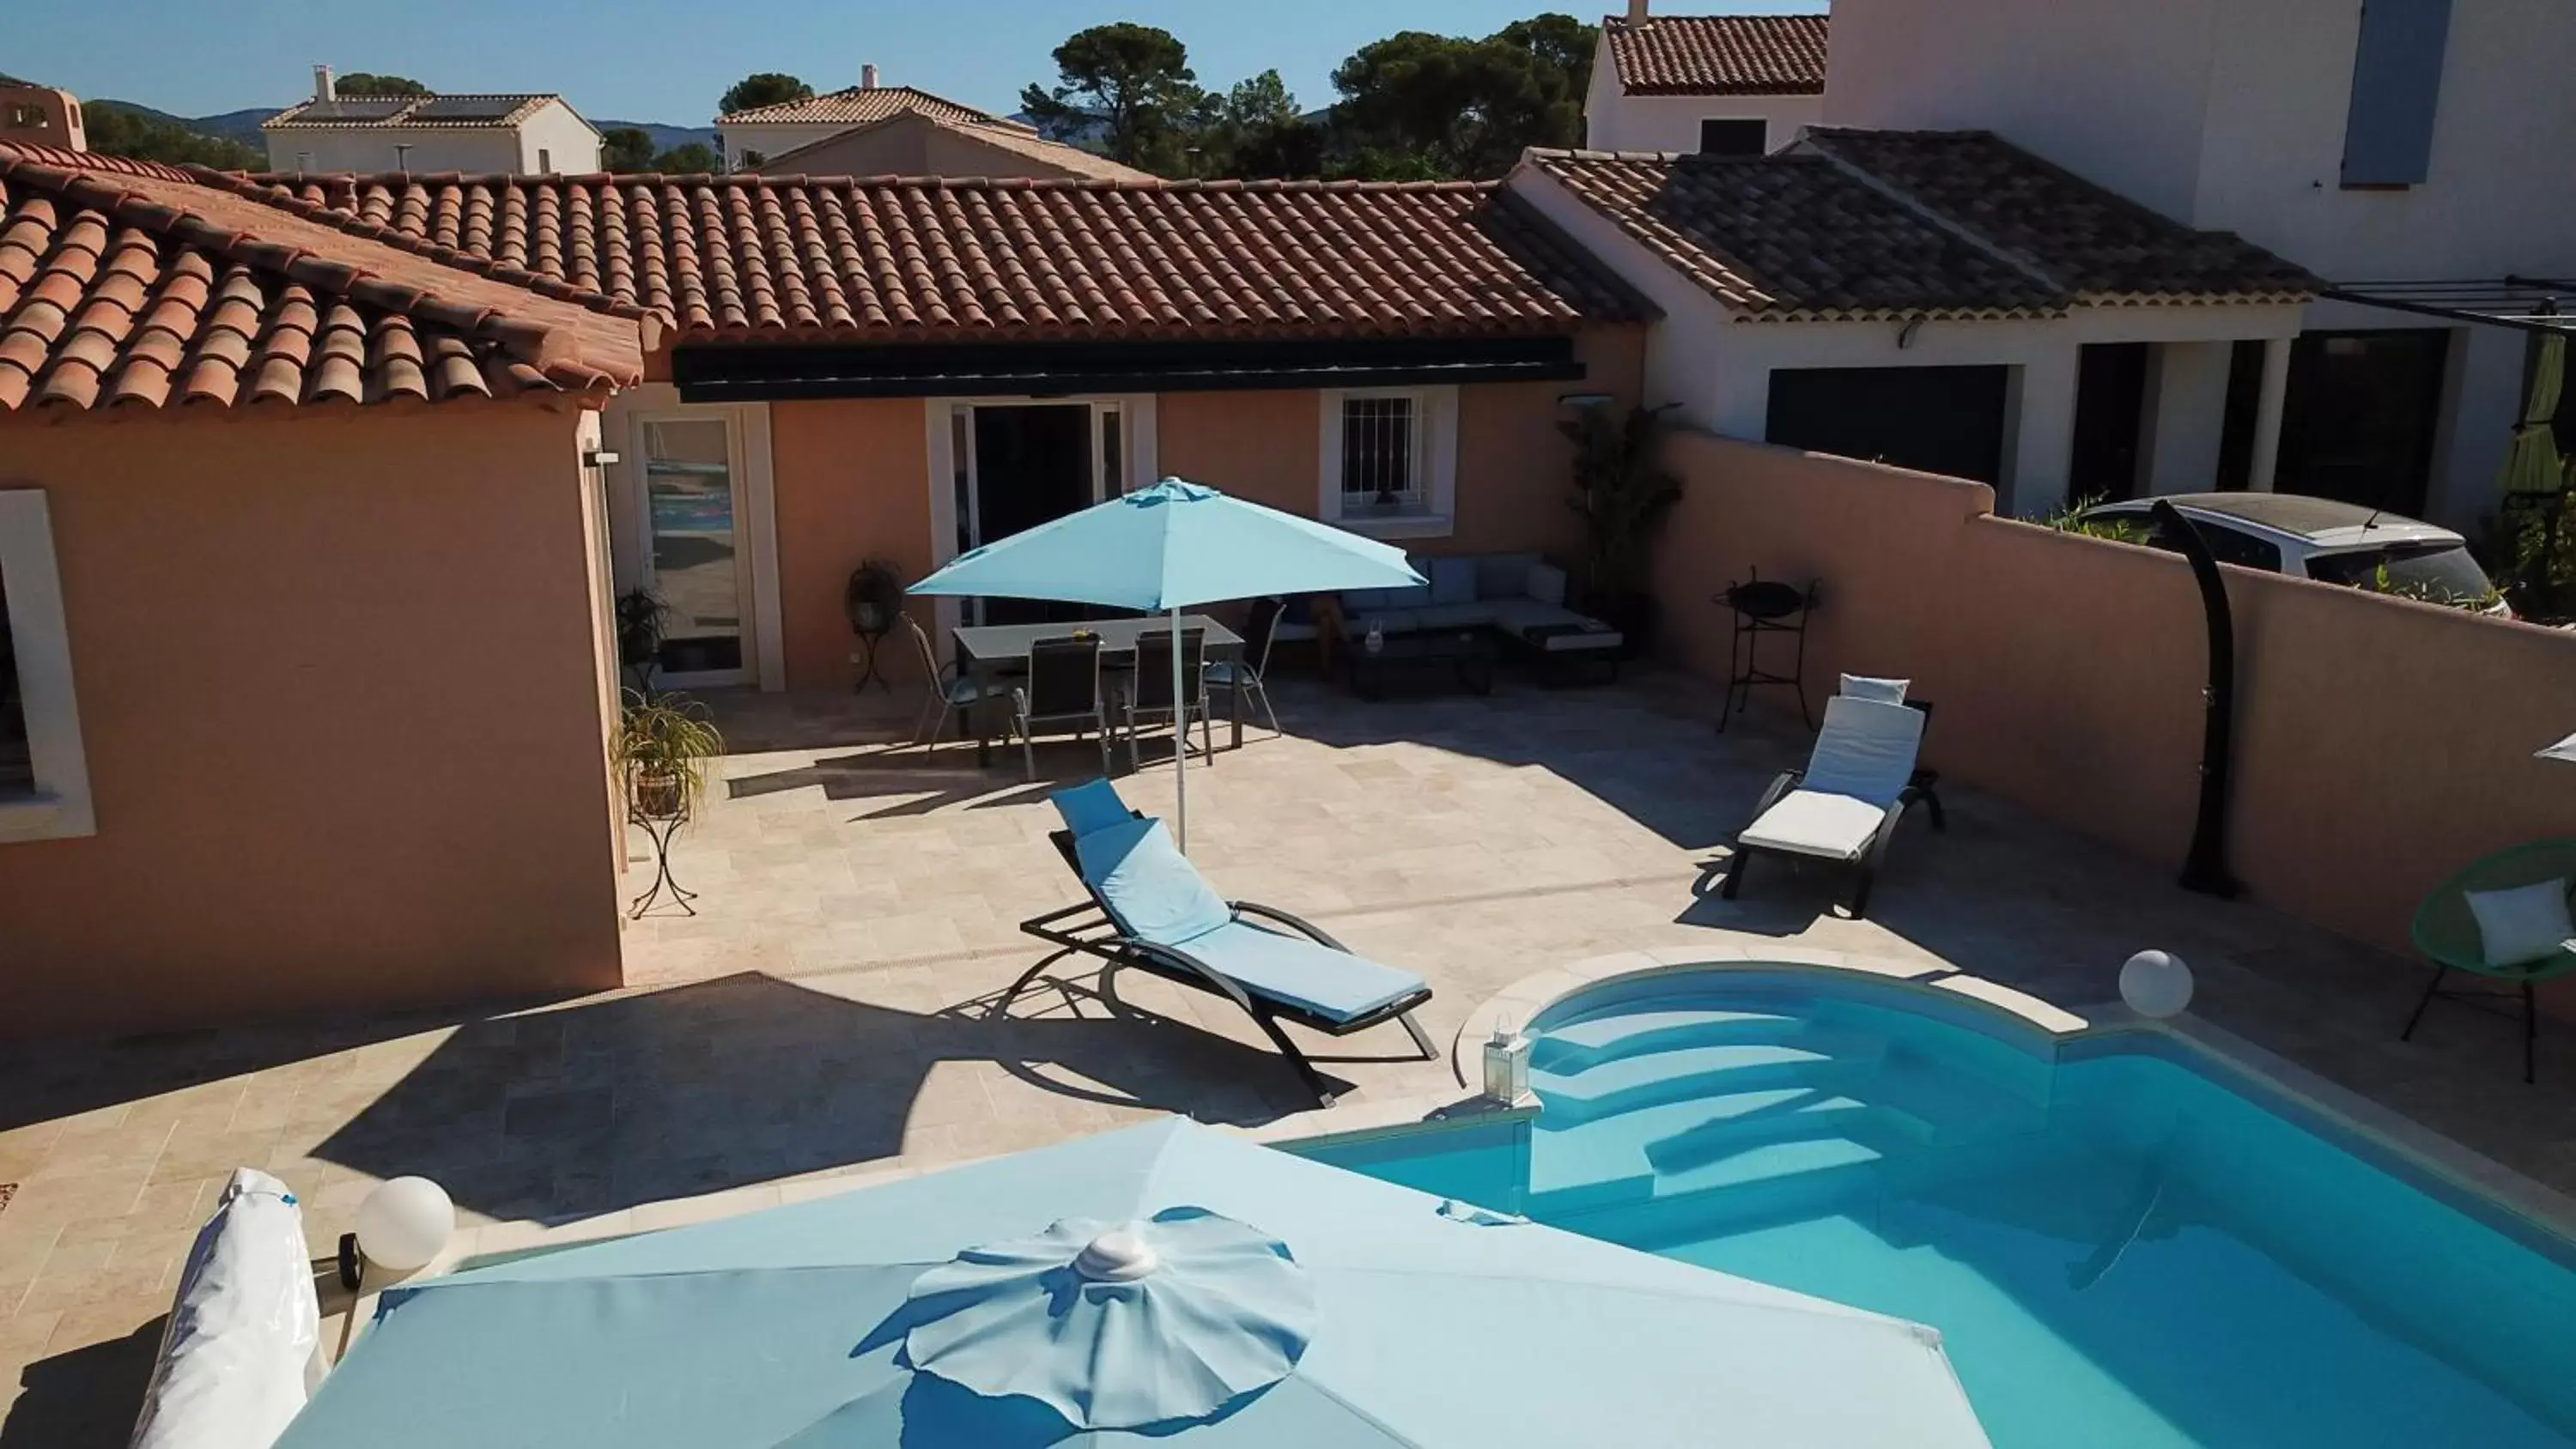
[1012,779,1437,1106]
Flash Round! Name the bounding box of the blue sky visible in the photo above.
[9,0,1821,124]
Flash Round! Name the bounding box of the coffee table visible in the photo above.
[1347,630,1498,700]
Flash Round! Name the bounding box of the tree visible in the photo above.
[1328,14,1595,179]
[1019,23,1206,171]
[648,142,722,173]
[1194,71,1321,179]
[718,72,811,117]
[600,126,656,173]
[82,102,261,170]
[336,72,429,97]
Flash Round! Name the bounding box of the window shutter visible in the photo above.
[2341,0,2454,186]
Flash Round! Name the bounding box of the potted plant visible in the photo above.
[617,588,669,693]
[613,690,724,820]
[1563,402,1684,651]
[843,559,904,637]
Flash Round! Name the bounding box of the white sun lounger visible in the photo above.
[1719,694,1929,918]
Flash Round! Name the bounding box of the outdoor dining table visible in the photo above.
[951,615,1245,767]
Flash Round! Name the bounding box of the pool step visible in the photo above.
[1532,1029,1884,1125]
[1531,1008,1805,1071]
[1531,1088,1876,1208]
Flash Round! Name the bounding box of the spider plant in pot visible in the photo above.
[614,690,724,820]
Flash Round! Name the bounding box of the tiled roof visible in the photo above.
[717,85,1020,130]
[1603,14,1829,96]
[204,169,1639,342]
[265,94,564,130]
[1522,132,2316,322]
[757,112,1156,185]
[0,143,642,413]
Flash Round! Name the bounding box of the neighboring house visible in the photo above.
[0,143,643,1040]
[1505,130,2316,516]
[756,109,1152,183]
[1584,5,1827,155]
[264,66,603,173]
[206,165,1646,696]
[0,82,85,153]
[715,70,1030,172]
[1821,0,2576,524]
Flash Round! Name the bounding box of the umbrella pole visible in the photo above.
[1171,605,1188,852]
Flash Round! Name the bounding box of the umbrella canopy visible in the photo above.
[908,479,1423,614]
[2501,333,2567,498]
[275,1120,1990,1448]
[908,481,1425,848]
[2542,730,2576,765]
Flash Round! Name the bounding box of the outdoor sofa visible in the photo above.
[1273,551,1625,678]
[1012,779,1437,1106]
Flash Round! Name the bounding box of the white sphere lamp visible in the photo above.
[2119,949,2194,1020]
[339,1176,455,1288]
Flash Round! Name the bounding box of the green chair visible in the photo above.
[2404,840,2576,1084]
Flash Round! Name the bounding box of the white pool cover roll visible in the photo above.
[129,1167,322,1449]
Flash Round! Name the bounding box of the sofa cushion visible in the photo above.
[1341,588,1388,613]
[1385,573,1433,609]
[1476,553,1540,601]
[1525,562,1569,607]
[1484,598,1571,634]
[1416,603,1498,631]
[1427,556,1479,606]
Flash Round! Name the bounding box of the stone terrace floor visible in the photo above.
[5,667,2573,1443]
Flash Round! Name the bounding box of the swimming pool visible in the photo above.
[1294,968,2576,1448]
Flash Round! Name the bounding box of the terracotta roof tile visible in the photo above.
[717,85,1015,129]
[0,144,643,414]
[1604,14,1829,96]
[264,94,567,131]
[202,169,1638,343]
[1524,133,2316,322]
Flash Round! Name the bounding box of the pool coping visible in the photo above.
[1453,949,2576,1251]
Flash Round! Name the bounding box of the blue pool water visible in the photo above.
[1296,971,2576,1448]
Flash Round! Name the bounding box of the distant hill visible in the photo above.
[596,120,718,155]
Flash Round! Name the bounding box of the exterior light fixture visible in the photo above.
[583,448,622,468]
[2119,949,2195,1020]
[338,1176,456,1289]
[1481,1021,1532,1105]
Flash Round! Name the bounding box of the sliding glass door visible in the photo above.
[636,415,751,687]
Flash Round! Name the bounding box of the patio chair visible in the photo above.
[1121,627,1213,770]
[1202,597,1285,737]
[2403,839,2576,1084]
[1009,635,1113,782]
[1013,778,1437,1106]
[1717,694,1931,919]
[903,613,1008,754]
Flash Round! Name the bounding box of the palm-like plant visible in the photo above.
[1563,403,1684,606]
[613,690,725,819]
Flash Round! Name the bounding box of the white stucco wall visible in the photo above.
[1506,162,2304,518]
[515,101,602,173]
[1584,31,1825,153]
[720,121,854,171]
[265,128,521,173]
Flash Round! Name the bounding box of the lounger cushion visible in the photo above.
[1740,791,1891,861]
[1077,818,1234,947]
[1838,674,1910,705]
[1176,919,1428,1024]
[1050,779,1133,840]
[1801,696,1924,808]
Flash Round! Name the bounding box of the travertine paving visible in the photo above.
[5,668,2570,1444]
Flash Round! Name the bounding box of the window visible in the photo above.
[1698,118,1768,157]
[537,148,552,172]
[1340,394,1421,515]
[2342,0,2453,187]
[1317,388,1459,538]
[2169,519,2284,573]
[0,489,94,842]
[5,104,45,130]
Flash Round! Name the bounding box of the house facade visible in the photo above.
[1506,130,2314,518]
[715,74,1030,173]
[1823,0,2576,525]
[264,68,603,174]
[1584,6,1827,155]
[0,145,641,1039]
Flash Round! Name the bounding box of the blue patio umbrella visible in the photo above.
[274,1120,1992,1447]
[908,479,1425,847]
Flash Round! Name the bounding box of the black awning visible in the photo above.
[2324,276,2576,335]
[670,334,1587,403]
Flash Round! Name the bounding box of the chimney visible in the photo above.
[862,64,880,90]
[314,64,337,102]
[1626,0,1649,22]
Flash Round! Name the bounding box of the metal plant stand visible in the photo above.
[849,619,893,693]
[627,798,697,919]
[1715,573,1820,733]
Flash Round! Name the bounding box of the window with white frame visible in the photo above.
[0,489,94,841]
[1320,387,1457,537]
